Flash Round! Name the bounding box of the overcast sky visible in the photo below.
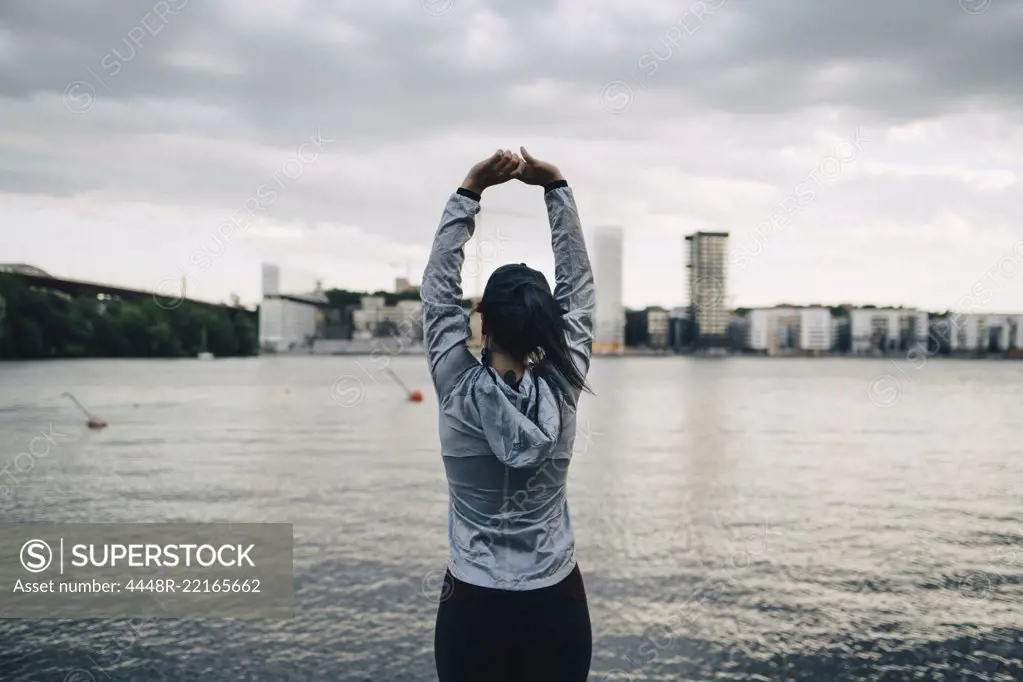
[2,0,1022,311]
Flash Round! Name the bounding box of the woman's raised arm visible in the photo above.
[517,148,595,375]
[420,150,525,396]
[420,189,479,397]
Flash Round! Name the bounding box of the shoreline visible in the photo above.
[274,350,1023,360]
[3,351,1020,361]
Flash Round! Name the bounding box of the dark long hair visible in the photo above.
[477,263,592,401]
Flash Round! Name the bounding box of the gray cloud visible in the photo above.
[0,0,1021,309]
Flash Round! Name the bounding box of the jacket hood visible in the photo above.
[468,367,562,468]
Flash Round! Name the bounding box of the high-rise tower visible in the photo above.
[685,231,730,347]
[593,225,624,354]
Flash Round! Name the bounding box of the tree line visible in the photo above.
[0,275,257,360]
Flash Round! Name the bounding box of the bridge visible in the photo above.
[0,263,251,312]
[263,293,333,308]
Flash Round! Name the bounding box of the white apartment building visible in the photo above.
[800,307,833,351]
[944,313,1023,352]
[749,308,792,352]
[259,297,319,351]
[258,263,324,352]
[747,306,832,353]
[850,308,928,354]
[646,307,670,348]
[593,225,625,354]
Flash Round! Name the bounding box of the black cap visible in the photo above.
[480,263,551,306]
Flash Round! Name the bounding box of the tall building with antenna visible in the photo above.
[593,225,624,354]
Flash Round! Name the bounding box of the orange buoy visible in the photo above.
[386,369,423,403]
[63,392,109,429]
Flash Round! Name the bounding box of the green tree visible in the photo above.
[204,310,239,356]
[0,273,257,359]
[18,318,46,357]
[233,313,257,356]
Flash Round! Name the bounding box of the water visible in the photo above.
[0,356,1021,681]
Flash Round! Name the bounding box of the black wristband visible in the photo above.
[543,179,569,193]
[456,187,481,202]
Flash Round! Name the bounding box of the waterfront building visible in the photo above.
[943,313,1023,352]
[646,307,670,349]
[832,315,851,353]
[685,231,730,347]
[668,307,691,350]
[351,296,423,342]
[746,305,834,354]
[258,263,324,352]
[259,297,320,351]
[800,307,833,351]
[593,225,625,354]
[748,307,800,353]
[850,308,928,354]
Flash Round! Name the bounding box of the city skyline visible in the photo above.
[2,2,1022,314]
[248,256,1023,355]
[8,254,1023,318]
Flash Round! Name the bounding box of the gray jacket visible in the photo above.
[420,184,595,590]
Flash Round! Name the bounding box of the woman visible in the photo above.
[421,148,596,681]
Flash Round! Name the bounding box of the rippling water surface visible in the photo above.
[0,356,1021,681]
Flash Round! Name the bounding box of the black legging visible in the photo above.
[434,565,592,681]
